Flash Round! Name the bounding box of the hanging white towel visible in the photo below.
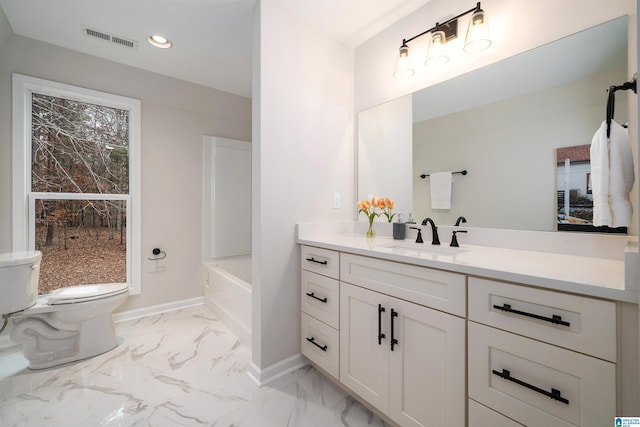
[590,121,611,226]
[609,120,635,227]
[590,120,635,227]
[430,171,452,209]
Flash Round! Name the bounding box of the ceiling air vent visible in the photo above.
[82,26,138,50]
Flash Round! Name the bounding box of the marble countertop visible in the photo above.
[298,233,638,303]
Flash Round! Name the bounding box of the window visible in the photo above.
[13,74,141,294]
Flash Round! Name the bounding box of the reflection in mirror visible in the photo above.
[357,16,633,233]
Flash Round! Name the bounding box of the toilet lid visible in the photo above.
[48,283,129,305]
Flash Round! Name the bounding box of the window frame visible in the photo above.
[12,74,141,294]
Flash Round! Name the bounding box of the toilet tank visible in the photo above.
[0,251,41,314]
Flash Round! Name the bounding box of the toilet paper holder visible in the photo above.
[148,248,166,260]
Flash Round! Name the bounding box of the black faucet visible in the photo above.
[455,216,467,226]
[421,218,440,245]
[450,230,468,247]
[409,227,424,243]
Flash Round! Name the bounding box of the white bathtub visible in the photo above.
[203,255,251,350]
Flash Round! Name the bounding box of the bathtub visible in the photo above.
[203,255,251,350]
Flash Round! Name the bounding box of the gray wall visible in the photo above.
[0,32,251,312]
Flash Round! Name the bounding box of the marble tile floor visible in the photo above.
[0,305,390,427]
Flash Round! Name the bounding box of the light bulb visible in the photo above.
[425,30,449,67]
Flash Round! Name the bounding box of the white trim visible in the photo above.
[29,193,129,200]
[112,297,205,324]
[12,73,142,295]
[246,354,308,387]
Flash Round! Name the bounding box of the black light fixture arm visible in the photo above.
[401,2,482,46]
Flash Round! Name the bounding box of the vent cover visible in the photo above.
[82,26,138,49]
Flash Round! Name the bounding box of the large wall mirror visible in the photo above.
[357,15,634,233]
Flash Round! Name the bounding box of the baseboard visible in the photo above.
[246,353,308,387]
[113,296,205,323]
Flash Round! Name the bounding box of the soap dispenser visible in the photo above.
[393,214,406,240]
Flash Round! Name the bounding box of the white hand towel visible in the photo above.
[608,120,635,227]
[430,171,452,209]
[590,121,611,226]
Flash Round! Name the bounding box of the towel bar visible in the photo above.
[420,170,467,179]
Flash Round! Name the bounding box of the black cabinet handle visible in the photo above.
[378,304,386,345]
[306,292,327,303]
[305,257,328,265]
[306,337,327,352]
[390,308,399,351]
[493,303,570,327]
[492,369,569,405]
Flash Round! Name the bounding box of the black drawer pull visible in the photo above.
[492,369,569,405]
[306,292,328,303]
[390,308,399,351]
[493,303,570,327]
[377,304,386,345]
[306,337,327,351]
[306,257,328,265]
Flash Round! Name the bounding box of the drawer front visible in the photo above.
[301,246,339,279]
[469,399,523,427]
[340,253,466,316]
[468,322,615,427]
[468,277,616,361]
[301,313,339,379]
[301,270,339,329]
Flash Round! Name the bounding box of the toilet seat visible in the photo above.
[48,283,129,305]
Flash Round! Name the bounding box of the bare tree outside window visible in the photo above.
[31,94,129,293]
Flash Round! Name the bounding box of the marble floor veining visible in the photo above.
[0,305,390,427]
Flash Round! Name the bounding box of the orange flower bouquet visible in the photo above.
[380,197,396,223]
[357,196,392,237]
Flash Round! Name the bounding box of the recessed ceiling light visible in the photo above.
[147,34,172,49]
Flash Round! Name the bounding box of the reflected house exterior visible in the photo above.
[556,144,593,227]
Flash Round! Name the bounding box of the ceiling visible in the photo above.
[0,0,431,98]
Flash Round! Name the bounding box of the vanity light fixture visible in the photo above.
[147,34,172,49]
[394,2,491,79]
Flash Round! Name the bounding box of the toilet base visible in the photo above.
[9,291,127,369]
[11,312,119,369]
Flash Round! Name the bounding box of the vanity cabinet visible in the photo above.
[300,246,340,379]
[339,252,466,427]
[468,277,617,427]
[299,244,636,426]
[340,282,466,427]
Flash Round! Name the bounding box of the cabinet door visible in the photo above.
[469,322,616,427]
[340,282,390,413]
[389,297,466,427]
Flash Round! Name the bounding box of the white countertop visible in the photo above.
[298,232,638,303]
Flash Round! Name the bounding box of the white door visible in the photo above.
[389,297,466,427]
[340,282,390,413]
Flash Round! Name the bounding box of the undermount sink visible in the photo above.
[380,242,470,256]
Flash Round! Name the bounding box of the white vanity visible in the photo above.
[298,225,639,427]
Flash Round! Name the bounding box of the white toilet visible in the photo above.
[0,251,129,369]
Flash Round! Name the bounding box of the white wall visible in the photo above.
[355,0,636,112]
[0,34,252,312]
[203,136,252,259]
[253,0,354,370]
